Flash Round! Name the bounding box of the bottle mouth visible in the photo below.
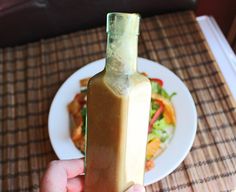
[106,12,140,36]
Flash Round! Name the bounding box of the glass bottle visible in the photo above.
[85,12,151,192]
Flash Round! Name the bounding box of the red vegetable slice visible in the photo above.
[148,100,164,133]
[75,93,86,106]
[150,78,163,86]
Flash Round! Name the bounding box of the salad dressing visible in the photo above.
[85,13,151,191]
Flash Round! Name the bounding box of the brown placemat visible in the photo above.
[1,11,236,192]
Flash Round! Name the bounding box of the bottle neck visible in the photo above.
[105,33,138,75]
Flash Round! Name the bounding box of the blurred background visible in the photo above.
[0,0,235,50]
[196,0,235,51]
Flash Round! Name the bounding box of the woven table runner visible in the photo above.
[0,11,236,192]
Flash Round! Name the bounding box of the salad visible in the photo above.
[67,74,176,171]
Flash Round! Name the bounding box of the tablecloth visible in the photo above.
[0,11,236,192]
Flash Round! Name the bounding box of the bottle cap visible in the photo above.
[106,12,140,35]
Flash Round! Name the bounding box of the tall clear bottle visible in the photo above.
[85,13,151,192]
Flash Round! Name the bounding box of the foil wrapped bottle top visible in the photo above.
[106,12,140,36]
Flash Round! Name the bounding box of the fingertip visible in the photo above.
[127,184,145,192]
[48,159,85,178]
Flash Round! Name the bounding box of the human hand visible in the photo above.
[126,184,146,192]
[40,159,145,192]
[40,159,84,192]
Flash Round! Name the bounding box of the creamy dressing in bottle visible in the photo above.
[85,13,151,192]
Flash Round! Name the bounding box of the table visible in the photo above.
[1,11,236,192]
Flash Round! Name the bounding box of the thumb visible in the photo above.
[127,184,145,192]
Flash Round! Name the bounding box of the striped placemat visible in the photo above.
[0,11,236,191]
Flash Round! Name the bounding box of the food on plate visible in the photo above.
[67,92,87,152]
[68,75,176,172]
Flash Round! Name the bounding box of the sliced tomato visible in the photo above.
[150,78,163,86]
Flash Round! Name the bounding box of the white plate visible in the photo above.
[48,57,197,186]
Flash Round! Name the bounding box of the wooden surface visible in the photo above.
[0,11,236,191]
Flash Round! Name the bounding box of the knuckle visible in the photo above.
[48,160,60,168]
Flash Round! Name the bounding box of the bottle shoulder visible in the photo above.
[131,72,150,84]
[88,71,151,96]
[129,73,151,93]
[88,71,105,86]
